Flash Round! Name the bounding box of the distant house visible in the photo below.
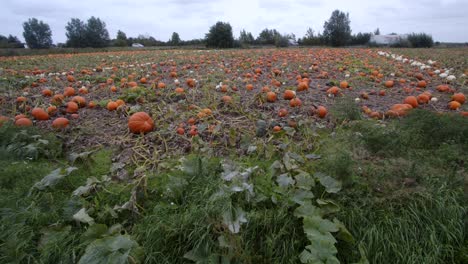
[370,34,408,45]
[288,39,298,46]
[132,43,144,48]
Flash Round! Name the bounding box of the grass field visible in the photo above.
[0,47,467,263]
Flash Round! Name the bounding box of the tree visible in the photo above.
[374,28,380,35]
[65,18,86,48]
[301,28,324,46]
[170,32,181,46]
[322,10,351,47]
[22,18,52,49]
[257,28,280,45]
[239,29,255,45]
[0,35,24,48]
[205,21,234,48]
[84,16,110,48]
[407,33,434,48]
[115,30,128,47]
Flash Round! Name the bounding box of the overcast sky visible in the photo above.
[1,0,467,43]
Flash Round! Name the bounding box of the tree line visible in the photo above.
[1,10,434,49]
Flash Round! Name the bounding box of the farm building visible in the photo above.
[370,34,408,45]
[132,43,144,48]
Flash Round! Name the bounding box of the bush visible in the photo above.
[407,33,434,48]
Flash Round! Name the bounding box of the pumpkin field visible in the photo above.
[0,47,467,263]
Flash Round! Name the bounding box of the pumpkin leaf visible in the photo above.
[31,166,78,191]
[290,189,315,205]
[73,208,95,225]
[222,207,248,234]
[78,235,142,264]
[276,173,295,188]
[68,150,95,164]
[294,170,315,189]
[314,172,342,193]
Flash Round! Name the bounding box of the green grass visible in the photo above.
[0,109,466,263]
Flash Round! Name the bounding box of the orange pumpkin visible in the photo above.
[52,94,65,105]
[289,98,302,107]
[15,117,33,127]
[107,101,118,111]
[316,106,327,118]
[340,81,348,89]
[128,112,154,134]
[72,96,86,108]
[448,101,461,110]
[64,87,75,97]
[66,102,79,113]
[42,89,53,97]
[417,80,427,88]
[266,92,277,102]
[47,105,57,115]
[0,116,10,126]
[327,86,340,96]
[278,108,288,117]
[404,96,418,108]
[297,82,309,91]
[31,108,49,120]
[384,80,394,88]
[52,117,70,129]
[273,126,282,132]
[283,90,296,100]
[417,94,430,104]
[222,95,232,104]
[452,93,466,104]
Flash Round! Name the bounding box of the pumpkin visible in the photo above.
[316,106,328,118]
[52,94,65,105]
[289,98,302,107]
[448,101,461,110]
[15,114,27,120]
[186,78,196,88]
[175,87,185,94]
[140,77,147,84]
[115,99,125,107]
[31,108,49,120]
[16,96,27,103]
[278,108,288,117]
[107,101,118,111]
[384,80,394,88]
[222,95,232,104]
[42,89,53,97]
[379,90,386,96]
[266,92,277,102]
[297,82,309,91]
[327,86,340,96]
[15,117,33,127]
[176,127,185,135]
[128,112,154,134]
[157,82,166,89]
[66,75,75,82]
[66,102,79,113]
[283,90,296,100]
[417,80,427,88]
[88,101,96,108]
[72,96,86,107]
[388,104,413,117]
[0,116,10,126]
[78,87,88,94]
[417,94,430,104]
[340,81,348,89]
[52,117,70,129]
[452,93,466,104]
[404,96,418,108]
[437,85,449,92]
[47,105,57,115]
[273,126,282,132]
[246,84,254,91]
[64,87,75,97]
